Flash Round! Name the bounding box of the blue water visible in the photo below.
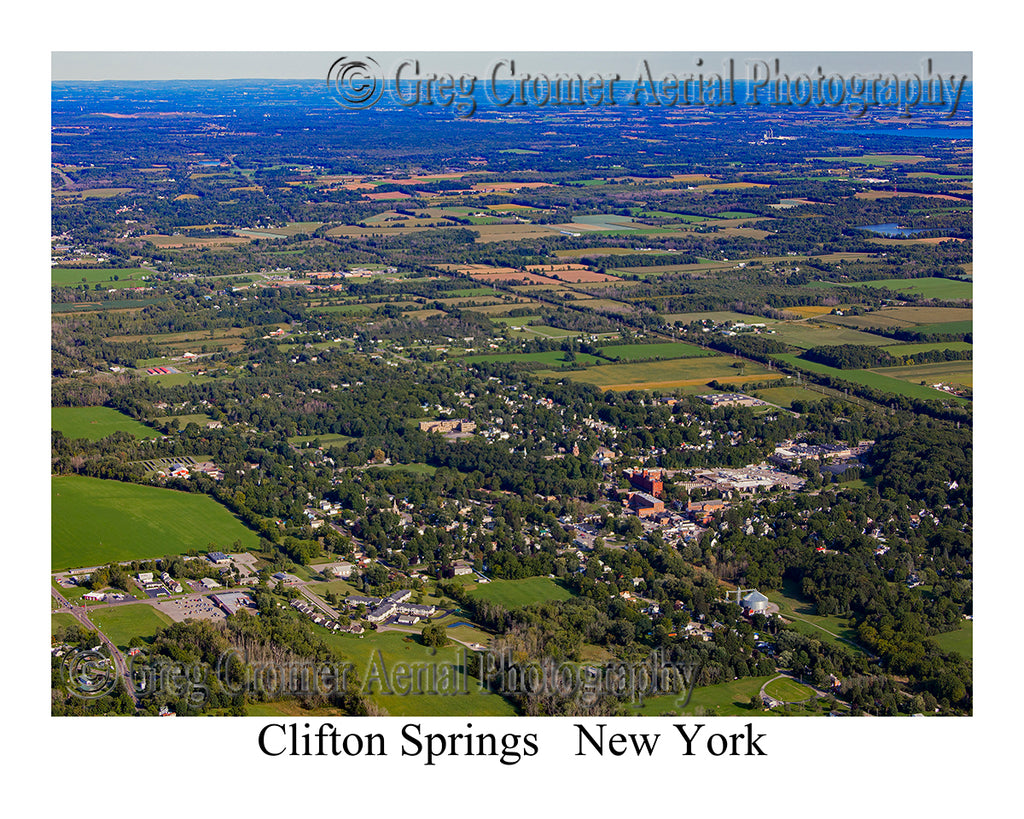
[859,223,930,237]
[840,127,971,140]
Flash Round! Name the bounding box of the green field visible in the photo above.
[52,612,79,637]
[626,675,778,716]
[772,354,969,403]
[467,577,576,608]
[52,475,260,571]
[597,341,711,361]
[52,406,158,441]
[815,153,930,166]
[869,360,972,388]
[288,433,356,447]
[543,355,776,390]
[318,630,517,715]
[930,620,973,659]
[771,322,893,349]
[852,277,972,301]
[906,320,973,337]
[52,266,152,288]
[88,603,174,649]
[881,341,973,356]
[460,350,605,366]
[763,676,815,702]
[751,385,831,409]
[766,580,871,656]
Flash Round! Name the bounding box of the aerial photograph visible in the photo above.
[50,51,974,721]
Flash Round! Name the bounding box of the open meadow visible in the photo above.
[52,475,260,570]
[52,406,158,441]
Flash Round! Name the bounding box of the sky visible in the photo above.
[52,51,972,82]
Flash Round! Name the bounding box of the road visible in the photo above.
[52,586,139,706]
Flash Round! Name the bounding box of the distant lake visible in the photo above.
[839,127,972,140]
[859,223,930,237]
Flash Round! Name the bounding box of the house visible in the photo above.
[443,559,474,578]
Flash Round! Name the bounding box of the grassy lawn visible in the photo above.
[52,406,158,441]
[468,577,576,608]
[763,676,815,702]
[52,266,152,287]
[88,603,174,650]
[930,620,973,659]
[626,675,777,716]
[766,579,871,657]
[52,475,260,570]
[52,612,80,637]
[287,433,356,447]
[318,630,518,715]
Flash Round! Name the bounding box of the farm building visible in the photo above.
[740,590,770,614]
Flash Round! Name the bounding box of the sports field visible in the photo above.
[52,475,260,570]
[763,677,815,703]
[467,577,576,608]
[52,406,158,441]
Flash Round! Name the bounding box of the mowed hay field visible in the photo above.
[52,475,260,570]
[539,355,778,390]
[52,406,158,441]
[467,577,576,608]
[852,277,972,301]
[817,306,972,330]
[869,360,972,388]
